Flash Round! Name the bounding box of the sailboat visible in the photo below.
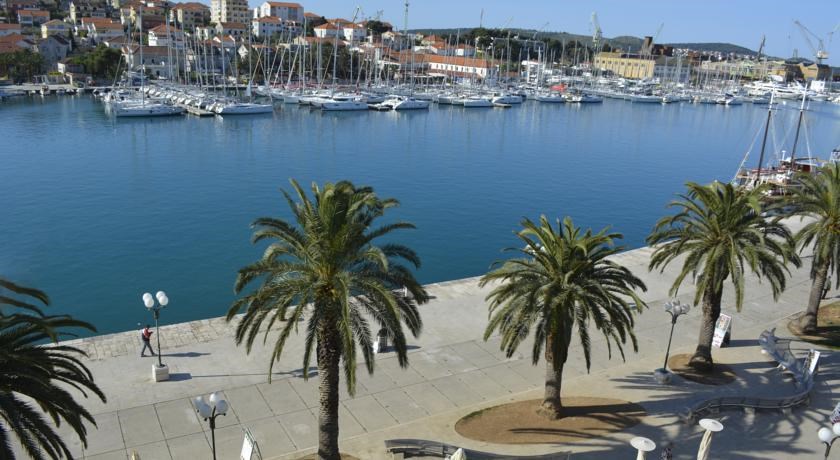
[114,8,183,117]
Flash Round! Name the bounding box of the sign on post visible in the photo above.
[241,427,261,460]
[712,314,732,348]
[831,402,840,424]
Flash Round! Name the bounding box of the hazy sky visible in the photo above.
[260,0,839,64]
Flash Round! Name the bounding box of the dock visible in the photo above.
[179,104,214,116]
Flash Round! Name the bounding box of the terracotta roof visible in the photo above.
[255,16,281,23]
[43,19,65,26]
[0,33,27,43]
[173,1,207,9]
[328,18,350,25]
[0,24,22,30]
[303,12,320,18]
[94,22,123,30]
[266,1,301,7]
[19,9,50,16]
[81,17,113,24]
[219,21,246,28]
[0,43,23,53]
[149,24,181,33]
[122,44,171,55]
[314,22,337,30]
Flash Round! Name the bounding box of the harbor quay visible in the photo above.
[11,218,840,459]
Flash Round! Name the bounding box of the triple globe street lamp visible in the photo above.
[654,300,691,384]
[817,422,840,459]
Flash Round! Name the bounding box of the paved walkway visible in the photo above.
[13,218,840,459]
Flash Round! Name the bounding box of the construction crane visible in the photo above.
[793,20,829,64]
[591,12,602,54]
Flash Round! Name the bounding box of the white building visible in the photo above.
[41,19,69,38]
[0,24,22,37]
[147,24,184,48]
[342,23,365,42]
[255,1,302,22]
[251,16,300,39]
[210,0,249,26]
[313,22,338,38]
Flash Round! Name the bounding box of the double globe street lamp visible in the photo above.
[817,422,840,459]
[142,291,170,381]
[654,300,691,384]
[194,392,228,460]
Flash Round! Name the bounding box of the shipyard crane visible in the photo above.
[793,20,829,64]
[591,12,602,54]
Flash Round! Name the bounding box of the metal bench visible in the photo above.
[683,329,819,422]
[384,439,570,459]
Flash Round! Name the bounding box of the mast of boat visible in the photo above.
[755,91,776,181]
[788,91,808,170]
[138,6,145,105]
[332,20,340,94]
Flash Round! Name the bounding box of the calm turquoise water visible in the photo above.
[1,96,838,335]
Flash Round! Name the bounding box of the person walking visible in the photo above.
[140,324,155,357]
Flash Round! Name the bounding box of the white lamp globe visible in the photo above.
[159,295,169,306]
[819,427,834,443]
[156,291,166,303]
[215,399,228,416]
[209,392,222,405]
[144,297,155,308]
[142,293,153,303]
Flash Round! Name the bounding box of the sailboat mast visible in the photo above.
[788,91,807,170]
[755,92,775,180]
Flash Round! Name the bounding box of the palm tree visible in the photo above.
[787,164,840,333]
[1,278,106,460]
[647,181,799,372]
[226,180,429,460]
[480,216,646,420]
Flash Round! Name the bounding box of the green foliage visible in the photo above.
[788,163,840,284]
[481,216,647,372]
[0,50,45,82]
[304,15,326,37]
[0,278,106,460]
[226,179,429,387]
[648,181,799,310]
[68,44,122,79]
[364,20,391,36]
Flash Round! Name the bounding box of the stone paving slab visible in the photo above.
[126,440,171,460]
[431,374,484,407]
[372,388,429,424]
[402,381,458,414]
[154,398,204,439]
[342,395,398,432]
[276,408,318,450]
[165,432,211,459]
[257,380,309,416]
[225,385,273,422]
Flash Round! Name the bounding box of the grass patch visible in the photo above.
[788,301,840,349]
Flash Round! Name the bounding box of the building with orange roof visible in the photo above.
[0,23,22,37]
[41,19,70,38]
[17,9,50,26]
[171,2,209,30]
[210,0,249,26]
[313,21,338,39]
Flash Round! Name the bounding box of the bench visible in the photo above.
[384,439,569,459]
[683,329,820,422]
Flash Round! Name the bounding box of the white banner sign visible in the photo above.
[712,314,732,348]
[831,402,840,424]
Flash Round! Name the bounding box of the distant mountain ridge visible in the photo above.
[409,28,759,56]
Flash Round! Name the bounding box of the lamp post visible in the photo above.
[696,418,724,460]
[630,436,656,460]
[654,300,690,384]
[194,392,228,460]
[142,291,169,381]
[817,422,840,459]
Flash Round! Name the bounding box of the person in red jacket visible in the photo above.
[140,325,156,357]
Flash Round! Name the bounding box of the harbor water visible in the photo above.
[1,95,838,335]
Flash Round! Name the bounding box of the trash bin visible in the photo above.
[377,328,390,351]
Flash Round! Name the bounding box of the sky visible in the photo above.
[255,0,840,65]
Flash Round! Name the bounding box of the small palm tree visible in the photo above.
[0,278,106,460]
[226,180,429,460]
[481,216,646,420]
[647,181,799,371]
[787,163,840,333]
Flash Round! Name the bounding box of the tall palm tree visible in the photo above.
[647,181,799,372]
[481,216,646,420]
[226,180,429,460]
[0,278,106,460]
[787,163,840,333]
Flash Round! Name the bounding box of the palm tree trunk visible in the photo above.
[538,358,564,420]
[690,286,722,373]
[316,324,341,460]
[537,333,566,420]
[799,261,830,334]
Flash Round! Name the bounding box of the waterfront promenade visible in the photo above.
[15,218,840,459]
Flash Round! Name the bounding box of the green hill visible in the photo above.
[409,28,757,55]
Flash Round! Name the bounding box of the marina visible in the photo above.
[1,94,838,336]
